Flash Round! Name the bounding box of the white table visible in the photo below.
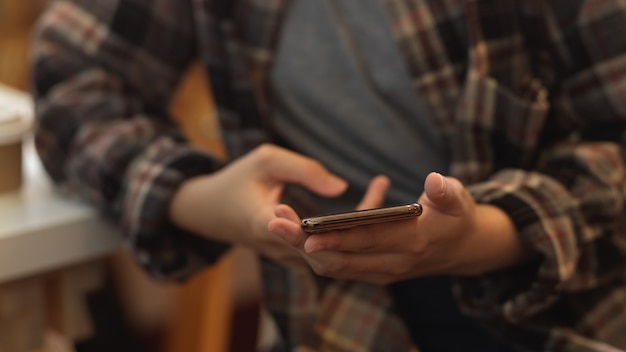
[0,84,124,284]
[0,84,124,351]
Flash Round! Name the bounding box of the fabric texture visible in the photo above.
[271,0,449,208]
[32,0,626,351]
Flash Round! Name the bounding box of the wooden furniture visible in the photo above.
[0,0,47,90]
[0,84,122,352]
[0,85,123,288]
[1,0,262,346]
[0,74,251,352]
[166,62,261,352]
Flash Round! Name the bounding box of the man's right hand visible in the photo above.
[168,144,348,267]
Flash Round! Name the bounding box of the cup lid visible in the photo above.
[0,105,32,145]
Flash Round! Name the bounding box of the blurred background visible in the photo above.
[0,0,263,351]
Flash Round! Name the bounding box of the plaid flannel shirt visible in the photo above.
[33,0,626,350]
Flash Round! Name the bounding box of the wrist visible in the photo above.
[457,204,532,275]
[169,175,216,238]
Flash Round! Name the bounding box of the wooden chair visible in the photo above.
[2,1,259,345]
[166,62,261,352]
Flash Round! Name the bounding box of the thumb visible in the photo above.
[422,172,469,216]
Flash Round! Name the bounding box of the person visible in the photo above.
[32,0,626,350]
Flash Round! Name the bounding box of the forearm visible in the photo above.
[168,173,238,244]
[457,160,625,323]
[32,0,233,280]
[455,204,532,276]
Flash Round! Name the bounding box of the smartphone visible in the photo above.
[301,202,422,234]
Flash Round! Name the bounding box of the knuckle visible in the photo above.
[299,159,323,175]
[408,237,428,255]
[312,265,331,277]
[278,253,297,264]
[327,259,346,274]
[256,143,276,154]
[313,258,346,278]
[254,143,279,162]
[389,263,408,277]
[358,233,378,251]
[372,277,393,286]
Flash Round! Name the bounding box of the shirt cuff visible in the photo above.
[120,136,231,281]
[454,169,583,322]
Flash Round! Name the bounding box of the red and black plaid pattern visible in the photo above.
[33,0,626,350]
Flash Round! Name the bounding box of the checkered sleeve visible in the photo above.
[453,1,626,342]
[32,0,230,281]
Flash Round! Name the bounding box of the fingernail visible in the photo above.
[274,207,287,219]
[437,172,447,196]
[268,223,286,239]
[304,240,320,253]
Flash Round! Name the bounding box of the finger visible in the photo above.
[265,243,309,268]
[422,172,468,216]
[356,175,391,210]
[257,145,348,197]
[268,205,308,250]
[274,203,301,223]
[306,252,423,284]
[303,219,418,254]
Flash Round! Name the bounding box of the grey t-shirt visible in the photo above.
[268,3,512,350]
[270,0,449,215]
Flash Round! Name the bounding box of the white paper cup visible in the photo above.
[0,106,32,193]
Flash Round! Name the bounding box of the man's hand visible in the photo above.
[268,172,531,284]
[168,144,347,267]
